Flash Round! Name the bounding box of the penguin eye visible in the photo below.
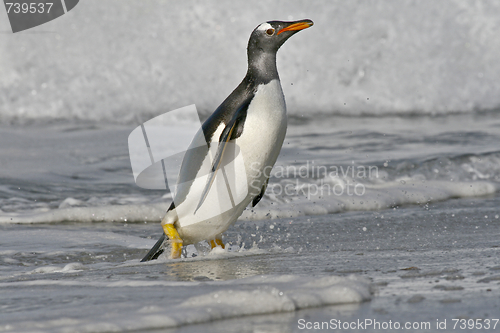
[265,28,275,36]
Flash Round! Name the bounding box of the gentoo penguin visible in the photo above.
[141,19,313,261]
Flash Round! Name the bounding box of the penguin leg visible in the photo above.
[210,234,225,249]
[140,234,166,262]
[215,238,225,249]
[162,224,183,259]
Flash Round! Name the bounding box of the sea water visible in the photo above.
[1,112,499,332]
[1,1,500,332]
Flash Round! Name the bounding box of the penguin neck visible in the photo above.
[246,50,279,84]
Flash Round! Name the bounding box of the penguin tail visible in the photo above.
[140,233,167,262]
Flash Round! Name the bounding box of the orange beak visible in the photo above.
[277,20,314,35]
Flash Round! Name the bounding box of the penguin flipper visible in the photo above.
[140,234,166,262]
[252,177,269,207]
[195,97,252,213]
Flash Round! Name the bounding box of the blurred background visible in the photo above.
[1,0,500,124]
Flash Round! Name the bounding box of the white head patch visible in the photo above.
[256,22,273,31]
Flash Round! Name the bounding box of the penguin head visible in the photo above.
[248,19,314,55]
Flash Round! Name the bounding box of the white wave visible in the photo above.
[243,180,497,220]
[29,263,84,275]
[1,275,371,332]
[2,1,500,124]
[0,203,166,224]
[1,180,495,224]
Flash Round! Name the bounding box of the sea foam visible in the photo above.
[1,275,371,332]
[1,180,495,224]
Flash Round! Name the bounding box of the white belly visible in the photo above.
[164,79,287,244]
[236,79,287,195]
